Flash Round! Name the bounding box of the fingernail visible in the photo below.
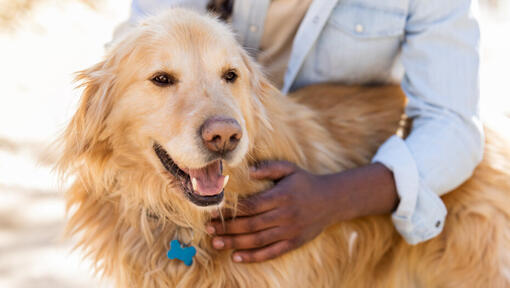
[211,210,219,218]
[213,238,224,249]
[206,225,215,234]
[233,255,242,262]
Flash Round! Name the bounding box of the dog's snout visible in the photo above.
[200,116,242,154]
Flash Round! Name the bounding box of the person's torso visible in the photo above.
[290,0,407,92]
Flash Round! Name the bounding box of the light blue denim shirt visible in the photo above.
[127,0,484,244]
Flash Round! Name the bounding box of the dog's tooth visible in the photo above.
[191,177,198,191]
[223,175,229,189]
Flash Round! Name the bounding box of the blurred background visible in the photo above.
[0,1,508,287]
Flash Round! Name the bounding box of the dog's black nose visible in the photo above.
[200,116,242,154]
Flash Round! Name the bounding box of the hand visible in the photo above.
[206,161,352,263]
[206,161,398,263]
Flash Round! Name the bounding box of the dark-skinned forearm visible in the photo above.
[319,163,399,223]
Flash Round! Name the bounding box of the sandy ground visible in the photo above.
[0,1,509,287]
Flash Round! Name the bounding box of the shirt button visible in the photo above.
[355,24,364,33]
[435,221,441,228]
[250,25,258,33]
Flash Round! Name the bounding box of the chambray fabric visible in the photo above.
[127,0,483,244]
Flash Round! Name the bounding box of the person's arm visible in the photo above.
[373,0,483,244]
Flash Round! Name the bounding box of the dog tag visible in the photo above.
[167,239,197,266]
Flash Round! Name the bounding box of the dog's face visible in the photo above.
[110,15,253,208]
[67,10,270,212]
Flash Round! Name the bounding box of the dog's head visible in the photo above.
[60,9,275,220]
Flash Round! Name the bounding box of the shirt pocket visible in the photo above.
[329,3,406,38]
[307,2,407,84]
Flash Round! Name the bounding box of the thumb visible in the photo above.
[250,160,297,181]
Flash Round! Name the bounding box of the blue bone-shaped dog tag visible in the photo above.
[167,240,197,266]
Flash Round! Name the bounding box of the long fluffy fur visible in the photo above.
[57,9,510,287]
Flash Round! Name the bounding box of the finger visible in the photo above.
[236,189,282,216]
[212,227,285,250]
[212,187,282,220]
[208,209,281,235]
[232,240,296,263]
[210,206,237,220]
[250,160,297,181]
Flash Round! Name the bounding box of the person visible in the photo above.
[121,0,484,263]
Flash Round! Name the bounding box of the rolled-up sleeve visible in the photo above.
[372,0,484,244]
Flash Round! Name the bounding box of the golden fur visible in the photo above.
[57,9,510,287]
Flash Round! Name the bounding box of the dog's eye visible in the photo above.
[151,73,176,87]
[223,70,238,83]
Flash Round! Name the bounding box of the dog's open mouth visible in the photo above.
[153,143,227,207]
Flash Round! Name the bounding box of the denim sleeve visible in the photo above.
[372,0,484,244]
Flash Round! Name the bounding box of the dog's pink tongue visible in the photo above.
[188,161,225,196]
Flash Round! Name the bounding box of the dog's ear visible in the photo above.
[240,50,274,98]
[239,50,278,132]
[57,27,149,174]
[57,28,150,173]
[59,59,117,167]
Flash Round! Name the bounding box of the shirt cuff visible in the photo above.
[372,135,447,244]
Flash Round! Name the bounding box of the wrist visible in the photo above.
[318,163,399,223]
[365,163,399,215]
[315,173,359,224]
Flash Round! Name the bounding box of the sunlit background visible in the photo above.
[0,1,508,287]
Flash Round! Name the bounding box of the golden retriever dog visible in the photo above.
[57,9,510,287]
